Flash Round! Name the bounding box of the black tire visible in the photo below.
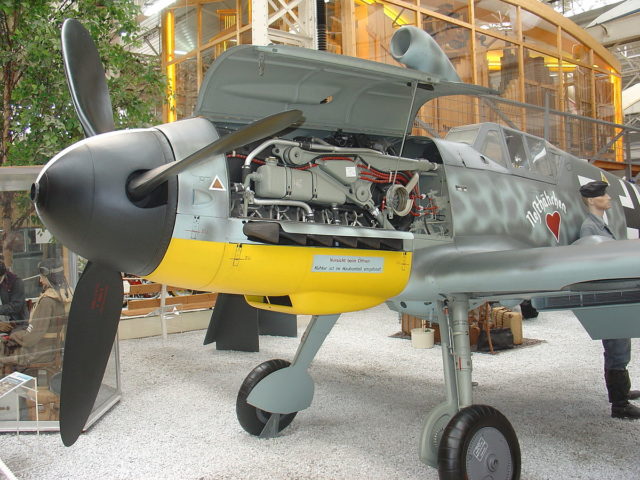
[438,404,521,480]
[236,359,298,435]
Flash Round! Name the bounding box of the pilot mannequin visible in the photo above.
[579,180,640,419]
[0,258,72,368]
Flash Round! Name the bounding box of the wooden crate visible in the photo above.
[401,302,495,346]
[492,307,523,345]
[503,311,523,345]
[26,387,60,421]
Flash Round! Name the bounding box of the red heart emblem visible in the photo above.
[545,211,561,242]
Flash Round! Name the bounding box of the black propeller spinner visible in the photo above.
[49,19,303,446]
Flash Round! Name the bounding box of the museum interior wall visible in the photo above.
[157,0,625,165]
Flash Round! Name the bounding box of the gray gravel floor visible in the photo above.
[0,305,638,479]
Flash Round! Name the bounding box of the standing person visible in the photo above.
[579,180,640,419]
[0,258,72,368]
[0,257,28,332]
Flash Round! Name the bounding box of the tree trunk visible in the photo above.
[1,10,20,267]
[1,64,13,166]
[1,191,15,267]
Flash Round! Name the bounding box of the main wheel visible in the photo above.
[437,404,521,480]
[236,359,298,435]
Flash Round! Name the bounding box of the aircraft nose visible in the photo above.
[31,142,96,248]
[32,129,178,275]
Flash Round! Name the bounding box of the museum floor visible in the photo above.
[0,305,638,479]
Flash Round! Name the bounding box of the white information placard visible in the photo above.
[311,255,384,273]
[0,372,34,399]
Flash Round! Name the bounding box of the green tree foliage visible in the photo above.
[0,0,165,264]
[1,0,164,166]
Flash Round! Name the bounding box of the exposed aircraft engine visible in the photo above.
[231,133,449,235]
[251,159,348,206]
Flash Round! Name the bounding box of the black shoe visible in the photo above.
[629,390,640,400]
[611,403,640,419]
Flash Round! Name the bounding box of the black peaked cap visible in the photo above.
[579,180,608,198]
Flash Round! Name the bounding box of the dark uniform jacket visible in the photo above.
[0,272,28,326]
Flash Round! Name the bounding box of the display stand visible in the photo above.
[0,372,37,480]
[159,285,181,340]
[0,340,121,433]
[0,372,38,433]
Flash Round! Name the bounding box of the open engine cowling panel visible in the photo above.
[188,44,491,249]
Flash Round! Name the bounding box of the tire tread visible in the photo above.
[437,404,521,480]
[236,359,297,435]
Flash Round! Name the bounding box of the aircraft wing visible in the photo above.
[426,238,640,296]
[423,238,640,339]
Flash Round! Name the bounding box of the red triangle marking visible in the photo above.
[209,175,226,191]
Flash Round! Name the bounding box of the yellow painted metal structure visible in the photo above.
[146,238,412,314]
[162,9,177,123]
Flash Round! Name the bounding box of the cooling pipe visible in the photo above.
[390,26,460,82]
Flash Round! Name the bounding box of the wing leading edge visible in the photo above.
[422,239,640,339]
[425,238,640,296]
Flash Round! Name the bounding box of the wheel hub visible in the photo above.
[465,427,513,480]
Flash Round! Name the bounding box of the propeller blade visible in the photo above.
[127,109,303,200]
[61,19,115,137]
[60,261,123,446]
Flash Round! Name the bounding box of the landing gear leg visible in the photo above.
[418,296,521,479]
[236,314,340,437]
[419,297,469,467]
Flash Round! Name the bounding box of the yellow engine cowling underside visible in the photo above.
[146,238,412,315]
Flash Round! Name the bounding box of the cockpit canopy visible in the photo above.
[445,122,567,181]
